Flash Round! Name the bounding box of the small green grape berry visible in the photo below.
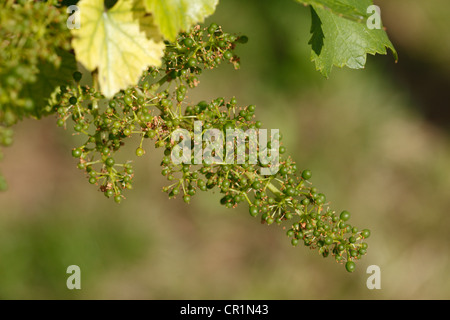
[324,236,333,245]
[285,187,296,197]
[187,57,197,67]
[89,177,97,184]
[124,95,133,106]
[114,195,122,204]
[237,35,248,44]
[105,189,114,198]
[109,100,117,108]
[301,170,312,180]
[340,210,351,221]
[136,147,145,157]
[286,229,295,237]
[208,23,218,34]
[105,157,115,167]
[345,261,356,273]
[69,96,77,105]
[73,71,82,82]
[249,206,259,217]
[223,51,233,60]
[291,238,299,246]
[183,195,191,203]
[183,38,194,47]
[72,148,82,158]
[252,181,261,190]
[361,229,371,238]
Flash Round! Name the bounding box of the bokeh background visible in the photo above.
[1,0,449,299]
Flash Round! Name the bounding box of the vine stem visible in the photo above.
[244,170,283,198]
[92,71,99,111]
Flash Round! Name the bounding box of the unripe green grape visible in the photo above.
[114,195,122,204]
[187,57,197,68]
[252,181,261,190]
[73,71,82,82]
[345,261,356,273]
[361,229,371,238]
[136,147,145,157]
[72,148,82,158]
[324,236,333,245]
[105,189,114,198]
[208,23,218,34]
[223,51,233,60]
[105,157,115,167]
[124,95,133,106]
[340,210,351,221]
[69,96,77,105]
[183,38,194,47]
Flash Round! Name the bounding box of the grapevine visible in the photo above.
[0,0,395,274]
[47,24,370,271]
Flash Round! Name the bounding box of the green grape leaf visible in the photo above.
[20,50,77,119]
[72,0,165,98]
[297,0,368,21]
[300,0,397,77]
[143,0,219,41]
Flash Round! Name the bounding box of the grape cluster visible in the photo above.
[48,23,370,271]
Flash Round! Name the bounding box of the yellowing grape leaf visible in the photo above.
[71,0,165,98]
[144,0,218,41]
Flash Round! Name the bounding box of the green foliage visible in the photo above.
[144,0,219,41]
[0,0,397,272]
[0,1,72,123]
[304,0,397,76]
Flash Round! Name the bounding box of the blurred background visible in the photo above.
[1,0,449,299]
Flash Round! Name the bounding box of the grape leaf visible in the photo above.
[71,0,165,98]
[299,0,397,76]
[143,0,218,41]
[297,0,367,21]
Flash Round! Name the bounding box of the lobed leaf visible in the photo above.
[71,0,165,98]
[143,0,219,41]
[298,0,398,76]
